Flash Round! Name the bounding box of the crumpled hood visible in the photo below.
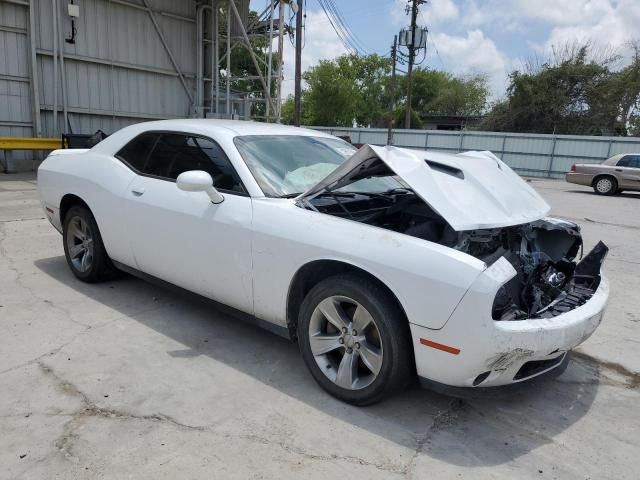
[298,144,550,231]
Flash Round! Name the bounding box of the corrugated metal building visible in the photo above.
[0,0,255,171]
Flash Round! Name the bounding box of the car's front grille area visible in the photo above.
[536,281,598,318]
[513,354,565,380]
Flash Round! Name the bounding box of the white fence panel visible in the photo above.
[312,126,640,178]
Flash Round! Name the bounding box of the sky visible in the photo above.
[250,0,640,101]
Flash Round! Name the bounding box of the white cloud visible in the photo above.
[431,30,510,99]
[543,0,640,57]
[276,9,349,98]
[422,0,459,24]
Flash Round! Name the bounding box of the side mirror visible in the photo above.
[176,170,224,204]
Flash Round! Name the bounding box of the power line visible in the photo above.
[316,0,355,52]
[324,0,370,54]
[317,0,367,55]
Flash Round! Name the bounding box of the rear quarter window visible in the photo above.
[115,133,159,171]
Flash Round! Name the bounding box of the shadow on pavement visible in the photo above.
[35,255,601,468]
[566,189,640,199]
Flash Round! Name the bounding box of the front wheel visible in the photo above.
[298,274,413,405]
[62,205,117,282]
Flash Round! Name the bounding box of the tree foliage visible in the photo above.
[282,53,489,128]
[481,42,640,135]
[401,70,488,116]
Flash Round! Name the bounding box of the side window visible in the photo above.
[616,155,640,168]
[144,133,245,193]
[617,156,632,167]
[115,133,159,171]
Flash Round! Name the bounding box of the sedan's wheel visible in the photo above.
[593,176,617,195]
[63,205,117,282]
[298,274,412,405]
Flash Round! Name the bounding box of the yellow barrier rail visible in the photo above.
[0,137,62,150]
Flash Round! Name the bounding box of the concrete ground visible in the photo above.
[1,173,638,480]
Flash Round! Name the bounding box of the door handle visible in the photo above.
[131,188,145,196]
[615,169,623,172]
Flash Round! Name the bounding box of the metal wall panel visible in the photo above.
[30,0,197,138]
[313,127,640,178]
[0,1,32,129]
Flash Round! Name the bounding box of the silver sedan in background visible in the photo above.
[566,153,640,195]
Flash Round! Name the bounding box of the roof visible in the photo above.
[128,119,329,137]
[92,119,333,155]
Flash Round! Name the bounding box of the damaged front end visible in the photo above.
[296,144,608,321]
[456,220,608,320]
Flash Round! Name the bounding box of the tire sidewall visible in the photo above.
[298,275,411,405]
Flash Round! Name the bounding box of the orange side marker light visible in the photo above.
[420,338,460,355]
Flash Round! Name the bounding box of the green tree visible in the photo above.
[292,54,489,128]
[301,59,359,126]
[481,42,640,135]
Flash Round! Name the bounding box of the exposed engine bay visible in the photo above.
[299,188,607,320]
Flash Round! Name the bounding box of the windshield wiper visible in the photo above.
[281,191,358,199]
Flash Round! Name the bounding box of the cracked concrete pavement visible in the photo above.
[1,173,639,479]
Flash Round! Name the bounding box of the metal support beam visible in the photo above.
[39,104,171,120]
[196,4,206,115]
[266,0,275,122]
[109,0,195,23]
[141,0,194,107]
[212,0,219,114]
[228,0,275,116]
[28,0,42,137]
[277,0,284,121]
[57,1,69,132]
[0,24,27,34]
[226,2,230,115]
[36,50,196,79]
[0,0,29,5]
[52,0,58,134]
[0,73,29,83]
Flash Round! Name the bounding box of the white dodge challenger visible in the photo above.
[37,120,609,405]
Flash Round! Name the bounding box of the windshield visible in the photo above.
[234,135,357,197]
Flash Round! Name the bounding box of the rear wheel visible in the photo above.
[298,274,412,405]
[593,176,617,195]
[62,205,117,282]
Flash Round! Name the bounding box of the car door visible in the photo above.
[123,132,254,314]
[615,155,640,189]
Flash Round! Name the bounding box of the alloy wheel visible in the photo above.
[308,295,383,390]
[66,216,94,273]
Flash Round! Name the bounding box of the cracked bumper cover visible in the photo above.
[411,256,609,388]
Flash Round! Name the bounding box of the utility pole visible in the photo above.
[387,35,398,145]
[404,0,419,129]
[277,0,285,122]
[294,0,303,126]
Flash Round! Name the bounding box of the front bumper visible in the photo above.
[410,257,609,388]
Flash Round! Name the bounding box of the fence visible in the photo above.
[311,127,640,178]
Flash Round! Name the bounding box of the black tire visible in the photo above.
[298,273,413,405]
[592,175,617,195]
[62,205,118,282]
